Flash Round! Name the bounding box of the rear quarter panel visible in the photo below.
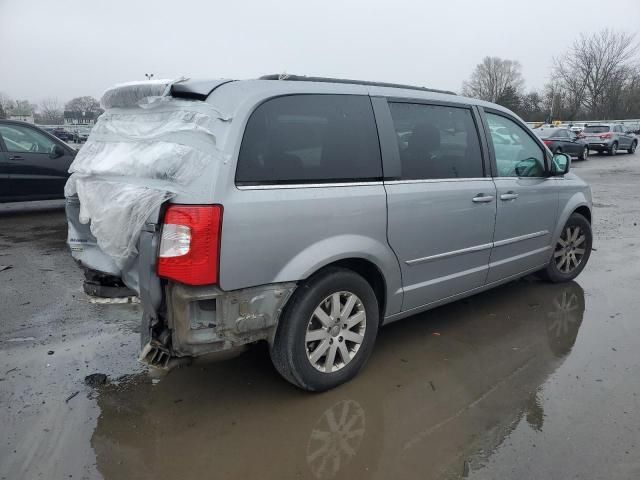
[217,184,403,316]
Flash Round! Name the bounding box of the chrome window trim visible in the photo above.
[236,181,384,190]
[385,177,491,185]
[405,230,550,266]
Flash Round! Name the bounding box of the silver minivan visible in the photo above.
[67,75,593,391]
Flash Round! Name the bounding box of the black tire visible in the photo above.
[554,147,563,155]
[608,142,618,156]
[541,213,592,283]
[628,141,637,155]
[578,146,589,161]
[270,267,379,391]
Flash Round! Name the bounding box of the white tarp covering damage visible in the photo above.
[65,79,230,267]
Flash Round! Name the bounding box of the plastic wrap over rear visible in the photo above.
[65,79,231,267]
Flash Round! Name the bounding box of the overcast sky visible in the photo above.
[1,0,639,106]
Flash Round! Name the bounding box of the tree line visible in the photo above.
[462,29,639,122]
[0,94,102,125]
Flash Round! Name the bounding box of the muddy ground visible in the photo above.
[1,155,639,480]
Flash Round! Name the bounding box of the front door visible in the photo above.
[616,125,631,148]
[565,129,584,156]
[0,123,72,200]
[384,101,496,312]
[483,110,559,283]
[0,136,9,201]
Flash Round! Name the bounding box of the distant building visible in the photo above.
[64,110,98,126]
[8,109,34,123]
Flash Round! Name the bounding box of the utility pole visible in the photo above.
[145,73,154,80]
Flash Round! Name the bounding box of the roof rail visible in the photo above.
[259,74,456,95]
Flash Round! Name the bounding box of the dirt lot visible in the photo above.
[1,154,639,480]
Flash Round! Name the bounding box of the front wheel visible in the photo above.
[541,213,592,283]
[578,146,589,161]
[628,141,637,154]
[270,267,379,391]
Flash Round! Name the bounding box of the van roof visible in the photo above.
[171,76,515,118]
[259,74,457,96]
[169,75,457,100]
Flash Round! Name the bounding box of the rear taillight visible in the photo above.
[157,205,222,285]
[543,140,553,146]
[600,133,613,139]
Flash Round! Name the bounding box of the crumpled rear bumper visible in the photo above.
[140,281,296,367]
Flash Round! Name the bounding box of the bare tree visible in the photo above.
[554,29,638,118]
[40,97,64,124]
[0,92,14,119]
[462,57,525,103]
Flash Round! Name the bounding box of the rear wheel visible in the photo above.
[578,146,589,161]
[541,213,592,283]
[628,141,637,154]
[270,267,379,391]
[608,142,618,156]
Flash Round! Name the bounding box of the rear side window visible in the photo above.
[236,95,381,185]
[389,102,483,180]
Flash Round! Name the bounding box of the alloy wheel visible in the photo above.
[305,291,366,373]
[554,225,587,273]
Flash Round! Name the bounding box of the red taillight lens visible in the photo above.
[157,205,222,285]
[543,140,553,146]
[600,133,613,139]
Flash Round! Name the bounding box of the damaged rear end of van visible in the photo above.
[66,79,295,369]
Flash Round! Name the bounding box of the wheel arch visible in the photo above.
[552,192,592,252]
[573,205,591,223]
[272,235,403,318]
[316,258,388,324]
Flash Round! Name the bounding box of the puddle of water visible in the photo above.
[88,280,590,480]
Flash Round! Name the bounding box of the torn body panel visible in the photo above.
[140,281,296,367]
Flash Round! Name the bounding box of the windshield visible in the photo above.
[584,126,610,134]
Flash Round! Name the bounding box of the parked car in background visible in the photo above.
[44,127,76,143]
[582,123,637,155]
[73,126,91,143]
[0,120,76,202]
[67,76,593,391]
[534,127,590,160]
[569,123,587,134]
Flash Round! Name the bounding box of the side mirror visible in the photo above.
[551,153,571,176]
[50,144,65,159]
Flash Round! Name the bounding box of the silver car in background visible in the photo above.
[583,123,638,155]
[67,75,593,391]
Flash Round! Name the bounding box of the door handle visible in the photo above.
[472,194,495,203]
[9,155,24,160]
[500,191,519,201]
